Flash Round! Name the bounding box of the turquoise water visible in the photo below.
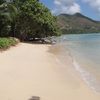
[56,33,100,93]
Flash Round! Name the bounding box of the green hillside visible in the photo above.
[57,13,100,34]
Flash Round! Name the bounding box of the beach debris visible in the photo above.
[29,96,40,100]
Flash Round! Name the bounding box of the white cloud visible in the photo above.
[82,0,100,12]
[54,0,61,5]
[52,0,100,15]
[53,0,81,14]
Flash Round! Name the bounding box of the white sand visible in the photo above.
[0,43,100,100]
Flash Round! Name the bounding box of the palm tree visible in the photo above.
[0,1,18,37]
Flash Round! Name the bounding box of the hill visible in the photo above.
[57,13,100,34]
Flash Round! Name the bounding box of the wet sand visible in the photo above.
[0,43,100,100]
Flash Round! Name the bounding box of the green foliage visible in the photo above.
[0,2,18,37]
[0,0,5,5]
[15,0,60,40]
[0,15,11,36]
[0,0,60,41]
[0,37,18,49]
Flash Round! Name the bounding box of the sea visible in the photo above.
[55,33,100,93]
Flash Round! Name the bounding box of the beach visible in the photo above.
[0,43,100,100]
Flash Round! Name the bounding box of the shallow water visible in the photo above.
[56,33,100,93]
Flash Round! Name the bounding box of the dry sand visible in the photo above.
[0,43,100,100]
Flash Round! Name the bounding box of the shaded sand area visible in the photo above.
[0,43,100,100]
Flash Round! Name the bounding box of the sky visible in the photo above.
[40,0,100,21]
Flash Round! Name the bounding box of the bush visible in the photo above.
[0,37,19,49]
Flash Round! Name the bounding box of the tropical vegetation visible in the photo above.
[0,37,19,49]
[0,0,60,42]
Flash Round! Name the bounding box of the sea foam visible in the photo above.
[73,60,100,93]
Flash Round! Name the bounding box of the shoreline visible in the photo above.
[50,42,100,93]
[73,60,100,93]
[0,43,100,100]
[49,43,100,94]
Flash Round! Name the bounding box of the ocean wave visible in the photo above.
[73,60,100,93]
[51,42,100,93]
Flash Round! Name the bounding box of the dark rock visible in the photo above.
[29,96,40,100]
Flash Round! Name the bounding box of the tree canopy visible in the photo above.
[0,0,60,41]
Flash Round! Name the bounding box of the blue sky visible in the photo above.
[40,0,100,21]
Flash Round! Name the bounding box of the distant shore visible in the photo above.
[0,43,100,100]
